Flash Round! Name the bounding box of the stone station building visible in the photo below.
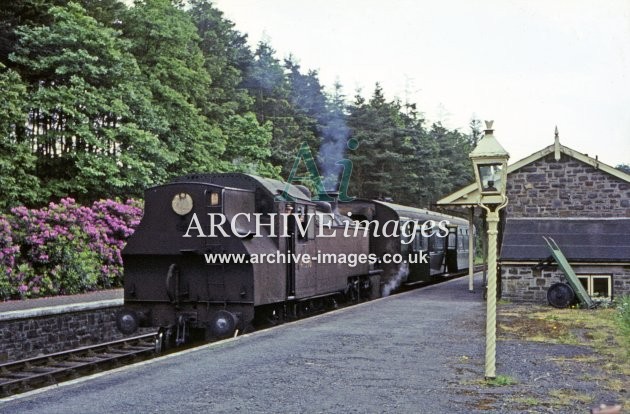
[437,129,630,303]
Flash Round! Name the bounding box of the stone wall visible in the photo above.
[499,152,630,303]
[505,153,630,218]
[501,264,630,304]
[0,306,151,363]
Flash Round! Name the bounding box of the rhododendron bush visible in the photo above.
[0,199,142,300]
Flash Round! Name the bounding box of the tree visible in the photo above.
[241,42,316,175]
[188,0,254,122]
[427,122,474,203]
[9,2,167,201]
[318,80,350,186]
[616,163,630,175]
[0,0,59,66]
[347,84,412,201]
[345,83,476,207]
[122,0,224,176]
[188,0,277,178]
[469,117,483,148]
[222,113,279,176]
[0,64,39,209]
[285,58,328,133]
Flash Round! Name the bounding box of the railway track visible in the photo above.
[0,332,157,398]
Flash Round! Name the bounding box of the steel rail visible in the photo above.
[0,332,157,397]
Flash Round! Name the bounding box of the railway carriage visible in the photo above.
[338,200,470,287]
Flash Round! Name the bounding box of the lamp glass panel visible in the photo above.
[478,163,504,193]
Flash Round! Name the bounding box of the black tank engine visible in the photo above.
[116,173,469,347]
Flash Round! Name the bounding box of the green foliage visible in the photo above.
[222,113,279,177]
[1,0,477,212]
[1,198,142,299]
[0,64,40,208]
[348,84,421,204]
[615,295,630,345]
[486,375,518,386]
[242,42,318,175]
[346,83,477,207]
[122,0,225,176]
[9,2,168,202]
[40,231,102,295]
[188,0,254,121]
[6,216,102,297]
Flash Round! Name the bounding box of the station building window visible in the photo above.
[577,274,612,299]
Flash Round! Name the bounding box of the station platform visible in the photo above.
[0,289,123,321]
[1,274,496,412]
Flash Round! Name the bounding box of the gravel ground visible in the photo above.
[1,275,626,413]
[453,304,628,413]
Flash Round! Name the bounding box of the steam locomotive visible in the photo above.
[116,173,470,348]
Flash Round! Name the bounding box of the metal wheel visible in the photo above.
[547,282,575,308]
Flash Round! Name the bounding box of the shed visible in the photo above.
[437,129,630,302]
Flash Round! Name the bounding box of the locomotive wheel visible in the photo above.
[547,282,575,308]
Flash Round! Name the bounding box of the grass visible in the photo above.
[614,295,630,347]
[548,389,593,406]
[547,355,600,363]
[498,301,630,408]
[485,374,517,386]
[454,299,630,411]
[508,396,540,406]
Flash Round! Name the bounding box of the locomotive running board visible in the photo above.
[542,237,595,309]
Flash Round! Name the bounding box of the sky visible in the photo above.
[212,0,630,167]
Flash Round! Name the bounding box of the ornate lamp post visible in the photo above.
[469,120,509,379]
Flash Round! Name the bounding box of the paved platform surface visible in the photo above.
[0,289,123,313]
[2,276,488,413]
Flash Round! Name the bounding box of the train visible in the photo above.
[116,173,470,349]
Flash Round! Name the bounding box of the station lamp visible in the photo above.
[470,121,509,202]
[469,120,509,379]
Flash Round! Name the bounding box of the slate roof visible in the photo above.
[500,218,630,262]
